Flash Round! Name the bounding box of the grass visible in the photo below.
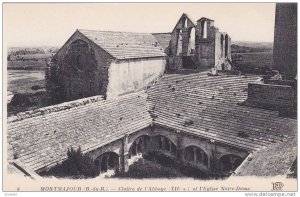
[8,78,45,94]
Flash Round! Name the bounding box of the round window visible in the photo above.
[75,55,85,71]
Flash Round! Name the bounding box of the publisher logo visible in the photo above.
[272,182,284,191]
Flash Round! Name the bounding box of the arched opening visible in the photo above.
[220,34,224,57]
[183,18,188,28]
[225,34,229,58]
[184,146,208,167]
[129,135,151,158]
[153,135,177,155]
[201,20,207,39]
[188,27,196,55]
[219,154,243,174]
[176,29,183,56]
[94,152,119,176]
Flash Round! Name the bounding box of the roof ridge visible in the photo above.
[78,29,154,35]
[8,91,148,123]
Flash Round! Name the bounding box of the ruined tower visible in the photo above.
[273,3,297,80]
[168,13,232,72]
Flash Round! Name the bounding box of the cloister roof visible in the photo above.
[146,72,297,152]
[8,92,152,172]
[7,71,297,175]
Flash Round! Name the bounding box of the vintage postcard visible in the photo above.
[2,2,298,194]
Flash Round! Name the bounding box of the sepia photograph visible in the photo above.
[2,2,298,194]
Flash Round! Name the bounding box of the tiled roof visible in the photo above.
[234,136,297,177]
[152,33,171,50]
[146,71,297,152]
[78,29,166,60]
[8,91,152,172]
[8,71,297,174]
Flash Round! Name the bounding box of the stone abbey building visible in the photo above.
[8,10,297,179]
[46,13,232,103]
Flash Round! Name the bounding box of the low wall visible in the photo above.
[247,83,296,110]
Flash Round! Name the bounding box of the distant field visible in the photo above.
[16,53,53,60]
[8,70,45,94]
[232,52,273,69]
[8,60,46,70]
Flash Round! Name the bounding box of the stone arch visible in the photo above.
[188,27,196,55]
[184,145,208,167]
[152,135,177,155]
[225,34,229,58]
[176,29,183,56]
[94,152,119,174]
[219,154,243,173]
[128,135,151,158]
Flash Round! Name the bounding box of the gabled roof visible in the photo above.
[146,71,297,152]
[8,92,152,172]
[152,33,171,50]
[78,29,166,60]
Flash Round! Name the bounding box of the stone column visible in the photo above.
[120,134,129,172]
[176,132,184,163]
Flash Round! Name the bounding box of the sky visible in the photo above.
[4,3,276,47]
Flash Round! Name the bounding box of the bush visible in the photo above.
[31,85,42,90]
[10,94,32,106]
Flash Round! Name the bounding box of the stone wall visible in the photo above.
[168,14,232,72]
[106,57,166,98]
[247,83,297,110]
[215,31,232,70]
[196,18,216,68]
[51,30,113,102]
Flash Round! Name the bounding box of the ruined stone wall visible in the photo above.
[273,3,297,80]
[167,14,233,72]
[106,57,166,98]
[52,31,113,102]
[195,19,216,68]
[215,32,232,70]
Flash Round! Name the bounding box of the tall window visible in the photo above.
[201,20,207,39]
[176,29,183,55]
[188,27,196,55]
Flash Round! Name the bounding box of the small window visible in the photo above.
[75,55,84,70]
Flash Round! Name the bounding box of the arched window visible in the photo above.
[188,27,196,55]
[201,20,207,39]
[176,29,183,55]
[184,146,208,167]
[220,154,243,173]
[183,18,188,28]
